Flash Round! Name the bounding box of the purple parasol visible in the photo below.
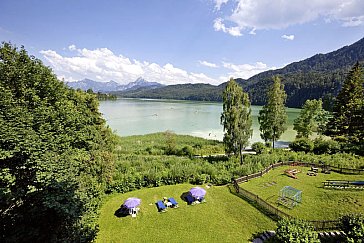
[123,197,141,209]
[189,187,206,198]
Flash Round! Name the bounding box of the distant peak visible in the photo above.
[134,77,146,83]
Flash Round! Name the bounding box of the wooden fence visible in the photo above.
[231,160,364,230]
[235,161,364,184]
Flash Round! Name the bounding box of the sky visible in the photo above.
[1,0,364,85]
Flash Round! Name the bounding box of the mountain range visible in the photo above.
[68,37,364,108]
[66,77,163,92]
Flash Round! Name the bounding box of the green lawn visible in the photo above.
[239,166,364,220]
[96,184,275,242]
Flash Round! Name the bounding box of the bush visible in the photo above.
[340,213,364,243]
[313,138,340,154]
[251,142,266,154]
[289,138,314,153]
[275,218,319,243]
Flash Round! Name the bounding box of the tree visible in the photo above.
[325,62,364,150]
[0,43,116,242]
[221,78,252,164]
[293,99,329,138]
[258,76,287,149]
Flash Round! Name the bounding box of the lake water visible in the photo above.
[99,98,300,145]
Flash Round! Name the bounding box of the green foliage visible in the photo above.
[325,62,364,154]
[258,76,288,148]
[340,213,364,243]
[275,218,319,242]
[109,133,364,196]
[251,142,267,154]
[221,78,253,163]
[313,137,340,155]
[0,43,117,242]
[293,99,329,138]
[289,138,314,153]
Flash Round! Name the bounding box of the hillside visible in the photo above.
[117,83,225,101]
[116,37,364,108]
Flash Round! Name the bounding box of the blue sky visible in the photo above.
[1,0,364,85]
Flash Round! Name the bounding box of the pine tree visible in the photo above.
[258,76,287,149]
[221,78,252,164]
[325,62,364,148]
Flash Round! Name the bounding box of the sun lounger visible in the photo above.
[185,194,195,205]
[168,197,179,208]
[156,200,167,212]
[198,196,205,203]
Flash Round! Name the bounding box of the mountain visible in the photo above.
[116,37,364,108]
[67,79,121,92]
[121,77,163,91]
[66,77,163,92]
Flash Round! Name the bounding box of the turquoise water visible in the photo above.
[99,98,300,144]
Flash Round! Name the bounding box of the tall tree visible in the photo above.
[325,62,364,148]
[258,76,287,149]
[0,43,116,242]
[293,99,329,138]
[221,78,252,164]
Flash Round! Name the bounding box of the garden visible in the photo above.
[239,165,364,220]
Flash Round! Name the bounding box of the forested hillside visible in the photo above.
[117,37,364,108]
[0,43,117,242]
[118,83,225,101]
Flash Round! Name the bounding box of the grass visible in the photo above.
[239,165,364,220]
[96,184,276,242]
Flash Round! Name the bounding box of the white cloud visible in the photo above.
[214,0,364,36]
[221,61,275,80]
[214,0,229,11]
[199,60,218,68]
[282,34,295,41]
[40,46,221,85]
[68,44,77,51]
[213,18,242,36]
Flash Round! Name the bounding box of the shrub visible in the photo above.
[313,138,340,154]
[340,213,364,243]
[275,218,319,243]
[289,138,314,153]
[251,142,266,154]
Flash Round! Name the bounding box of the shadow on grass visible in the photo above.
[114,207,129,218]
[180,192,190,203]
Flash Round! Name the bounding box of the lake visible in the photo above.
[99,98,300,145]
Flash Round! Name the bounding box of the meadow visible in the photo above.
[96,184,276,242]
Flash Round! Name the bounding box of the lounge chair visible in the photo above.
[185,194,195,205]
[168,197,179,208]
[129,208,138,217]
[198,196,206,203]
[156,200,167,212]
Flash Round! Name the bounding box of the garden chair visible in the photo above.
[156,200,167,212]
[198,196,206,203]
[168,197,179,208]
